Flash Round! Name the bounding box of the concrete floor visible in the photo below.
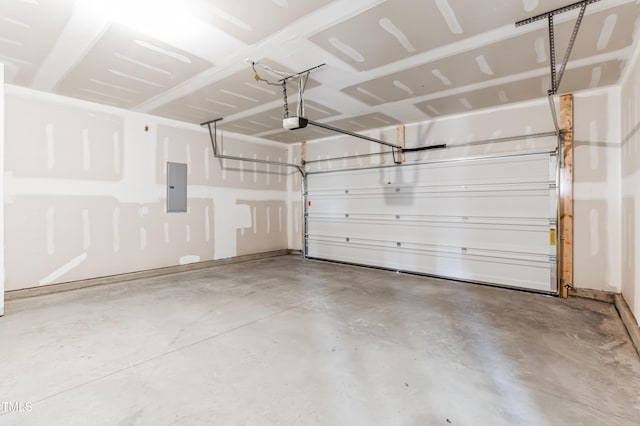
[0,255,639,426]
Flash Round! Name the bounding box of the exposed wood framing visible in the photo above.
[396,125,405,163]
[559,94,574,298]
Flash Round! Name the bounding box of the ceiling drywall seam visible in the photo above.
[5,83,291,152]
[132,0,629,137]
[132,0,384,113]
[619,11,640,87]
[338,0,635,84]
[31,1,112,91]
[209,33,633,138]
[244,48,629,141]
[298,87,620,149]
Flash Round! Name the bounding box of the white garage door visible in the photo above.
[305,151,559,294]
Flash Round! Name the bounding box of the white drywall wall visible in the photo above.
[573,88,622,293]
[0,64,4,315]
[621,35,640,318]
[4,86,289,292]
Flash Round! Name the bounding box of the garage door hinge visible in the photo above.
[549,183,557,189]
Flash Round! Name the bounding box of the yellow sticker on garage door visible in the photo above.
[550,228,556,246]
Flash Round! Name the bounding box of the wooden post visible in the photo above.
[559,94,574,298]
[396,125,405,163]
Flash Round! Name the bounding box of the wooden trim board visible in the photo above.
[569,287,615,304]
[614,294,640,358]
[570,289,639,357]
[5,250,291,302]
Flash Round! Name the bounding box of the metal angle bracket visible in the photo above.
[516,0,600,95]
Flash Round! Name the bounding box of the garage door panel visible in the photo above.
[306,152,558,293]
[307,241,553,292]
[309,156,554,190]
[308,220,552,255]
[308,192,553,218]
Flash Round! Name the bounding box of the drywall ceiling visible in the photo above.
[1,0,638,143]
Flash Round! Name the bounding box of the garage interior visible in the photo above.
[0,0,639,424]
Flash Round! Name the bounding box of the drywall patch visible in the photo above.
[236,200,288,256]
[252,206,257,233]
[523,0,539,12]
[534,37,546,63]
[356,87,386,104]
[475,55,494,76]
[379,17,416,53]
[426,105,440,115]
[266,207,271,234]
[328,37,365,62]
[38,253,88,286]
[179,255,201,265]
[234,203,252,229]
[6,95,124,180]
[435,0,463,34]
[597,14,617,51]
[432,69,452,86]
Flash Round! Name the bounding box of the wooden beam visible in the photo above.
[396,125,405,163]
[559,94,574,298]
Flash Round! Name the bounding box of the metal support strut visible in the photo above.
[517,0,598,137]
[201,118,305,177]
[516,0,598,95]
